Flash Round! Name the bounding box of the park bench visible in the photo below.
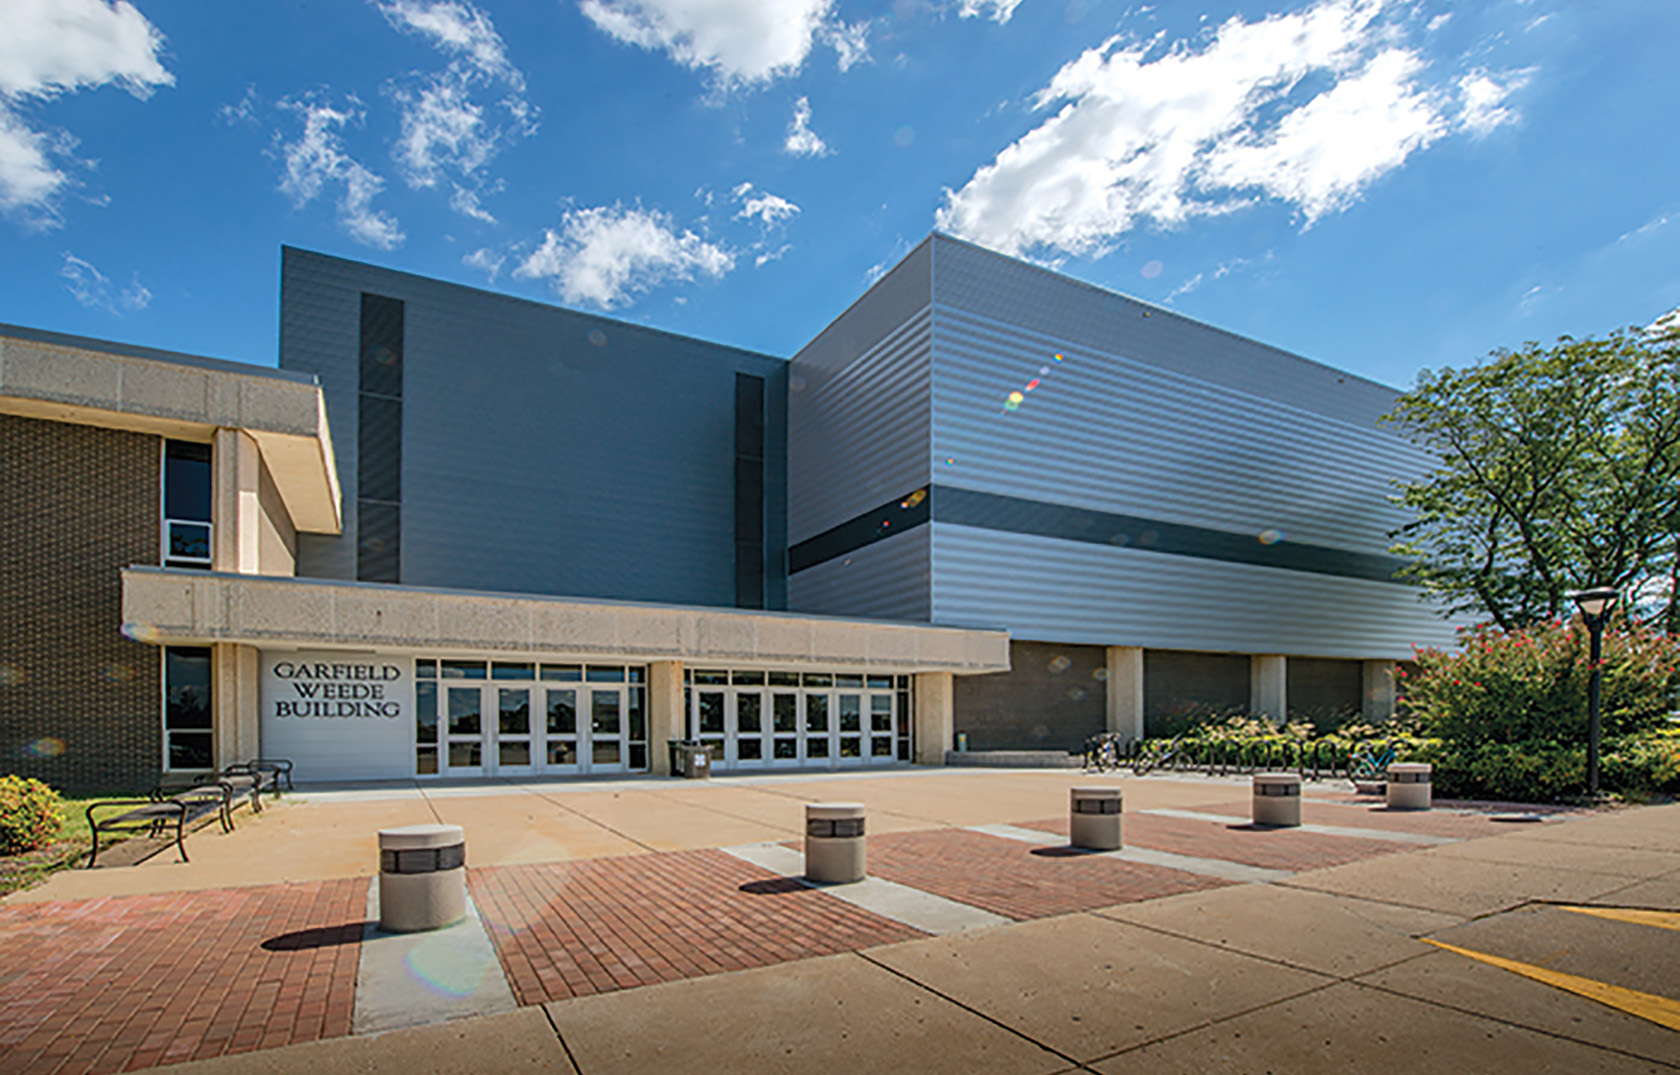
[83,757,293,867]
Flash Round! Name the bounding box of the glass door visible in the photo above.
[496,687,535,775]
[837,692,863,761]
[444,685,485,776]
[734,690,768,767]
[694,688,726,764]
[803,692,832,767]
[867,691,897,764]
[588,688,627,773]
[542,687,581,773]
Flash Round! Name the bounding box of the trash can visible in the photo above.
[671,741,712,779]
[378,824,466,932]
[1386,762,1432,810]
[805,802,866,884]
[1069,786,1123,851]
[1252,772,1302,827]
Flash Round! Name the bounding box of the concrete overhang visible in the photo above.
[122,568,1012,674]
[0,326,342,534]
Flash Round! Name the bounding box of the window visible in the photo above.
[163,441,212,569]
[164,647,213,769]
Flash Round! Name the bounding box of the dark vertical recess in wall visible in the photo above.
[735,373,765,609]
[358,293,403,582]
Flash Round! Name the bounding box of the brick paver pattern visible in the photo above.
[0,879,363,1075]
[1018,814,1399,872]
[863,828,1232,920]
[468,849,925,1006]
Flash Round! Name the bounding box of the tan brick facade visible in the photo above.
[0,412,162,792]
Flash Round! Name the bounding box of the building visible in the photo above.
[0,236,1453,792]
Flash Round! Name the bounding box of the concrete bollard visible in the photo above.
[1386,763,1432,810]
[1069,786,1123,851]
[1252,772,1302,827]
[805,802,866,884]
[379,824,466,932]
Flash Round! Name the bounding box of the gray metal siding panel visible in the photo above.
[929,524,1458,659]
[788,306,933,544]
[279,248,787,607]
[931,234,1398,426]
[786,526,930,623]
[930,306,1426,556]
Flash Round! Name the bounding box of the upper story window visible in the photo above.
[163,440,212,569]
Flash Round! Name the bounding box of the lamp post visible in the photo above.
[1567,587,1619,796]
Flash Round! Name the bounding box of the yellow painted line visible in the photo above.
[1422,939,1680,1032]
[1562,905,1680,934]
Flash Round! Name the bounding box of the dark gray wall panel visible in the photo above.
[1143,650,1251,730]
[280,248,787,607]
[953,640,1107,752]
[1287,657,1364,722]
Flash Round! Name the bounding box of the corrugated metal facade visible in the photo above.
[280,248,789,609]
[787,234,1460,659]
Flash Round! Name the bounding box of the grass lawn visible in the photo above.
[0,793,140,897]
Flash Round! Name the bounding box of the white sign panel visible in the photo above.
[260,652,411,781]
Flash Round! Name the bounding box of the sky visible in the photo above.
[0,0,1674,391]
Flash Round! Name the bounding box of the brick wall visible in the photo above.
[0,413,162,793]
[953,640,1107,752]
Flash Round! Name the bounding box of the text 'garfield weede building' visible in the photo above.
[1,234,1456,791]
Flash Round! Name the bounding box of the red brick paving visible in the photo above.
[1017,815,1399,872]
[1200,798,1540,839]
[0,879,363,1075]
[863,829,1232,921]
[468,849,925,1006]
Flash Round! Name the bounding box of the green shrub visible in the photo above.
[1402,620,1680,745]
[0,776,63,855]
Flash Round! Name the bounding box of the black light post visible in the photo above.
[1567,587,1619,796]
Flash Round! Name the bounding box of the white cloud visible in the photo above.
[275,95,405,249]
[463,245,505,280]
[578,0,854,88]
[218,84,259,125]
[1458,68,1528,138]
[732,181,800,226]
[514,204,734,308]
[818,19,871,71]
[376,0,524,87]
[59,251,150,313]
[937,0,1529,258]
[376,0,535,220]
[0,0,172,222]
[755,243,790,267]
[958,0,1026,23]
[784,96,831,157]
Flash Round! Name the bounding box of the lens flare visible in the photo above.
[0,664,25,686]
[899,489,927,509]
[1004,391,1024,411]
[1258,529,1285,545]
[1048,655,1073,675]
[99,663,135,684]
[1091,668,1110,682]
[1025,379,1040,392]
[24,737,65,758]
[944,457,956,467]
[587,329,607,347]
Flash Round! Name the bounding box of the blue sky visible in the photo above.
[0,0,1673,390]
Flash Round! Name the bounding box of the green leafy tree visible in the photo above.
[1383,325,1680,630]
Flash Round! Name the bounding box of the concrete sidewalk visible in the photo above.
[3,773,1675,1074]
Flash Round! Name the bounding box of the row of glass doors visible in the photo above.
[689,687,904,769]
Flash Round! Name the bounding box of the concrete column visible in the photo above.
[212,643,260,769]
[1362,660,1398,722]
[211,429,262,574]
[1105,646,1144,743]
[648,660,685,776]
[1250,654,1287,724]
[913,672,953,765]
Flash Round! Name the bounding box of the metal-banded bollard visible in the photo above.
[1386,762,1432,810]
[805,802,866,884]
[1069,786,1123,851]
[378,824,466,932]
[1252,772,1302,827]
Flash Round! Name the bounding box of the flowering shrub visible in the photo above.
[1402,619,1680,745]
[0,776,62,856]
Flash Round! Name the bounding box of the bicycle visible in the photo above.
[1346,738,1397,791]
[1131,732,1187,776]
[1082,731,1125,772]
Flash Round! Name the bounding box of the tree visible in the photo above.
[1383,324,1680,631]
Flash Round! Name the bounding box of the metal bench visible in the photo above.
[85,784,229,867]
